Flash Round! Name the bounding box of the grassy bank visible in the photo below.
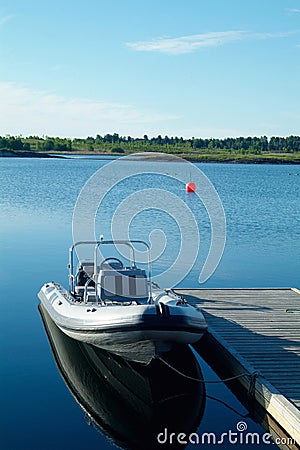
[182,152,300,164]
[2,148,300,164]
[1,134,300,163]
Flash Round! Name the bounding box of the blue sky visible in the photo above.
[0,0,299,138]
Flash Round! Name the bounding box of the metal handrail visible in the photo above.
[69,273,75,295]
[83,277,95,304]
[69,239,153,303]
[69,241,100,294]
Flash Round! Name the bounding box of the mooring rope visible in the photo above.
[157,355,259,395]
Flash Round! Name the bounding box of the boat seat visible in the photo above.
[76,262,97,287]
[81,262,95,277]
[98,268,148,302]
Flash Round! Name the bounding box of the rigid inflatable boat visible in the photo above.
[39,304,206,450]
[38,239,207,363]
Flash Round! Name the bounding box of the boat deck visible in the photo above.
[175,288,300,447]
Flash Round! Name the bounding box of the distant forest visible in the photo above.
[1,134,300,155]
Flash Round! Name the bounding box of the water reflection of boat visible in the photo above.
[37,239,207,364]
[39,303,206,450]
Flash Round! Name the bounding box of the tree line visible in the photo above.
[0,134,299,154]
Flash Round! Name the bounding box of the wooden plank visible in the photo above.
[176,288,300,446]
[193,326,300,446]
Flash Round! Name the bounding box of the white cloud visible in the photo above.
[286,8,300,14]
[252,31,300,39]
[0,15,13,25]
[126,30,300,55]
[0,82,179,137]
[126,31,245,55]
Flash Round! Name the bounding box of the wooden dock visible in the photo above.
[175,288,300,447]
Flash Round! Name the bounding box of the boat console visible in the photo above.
[69,240,152,304]
[98,265,148,303]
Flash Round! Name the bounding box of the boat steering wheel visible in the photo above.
[100,257,124,270]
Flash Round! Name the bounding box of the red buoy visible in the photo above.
[186,182,196,193]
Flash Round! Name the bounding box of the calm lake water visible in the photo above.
[1,157,299,449]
